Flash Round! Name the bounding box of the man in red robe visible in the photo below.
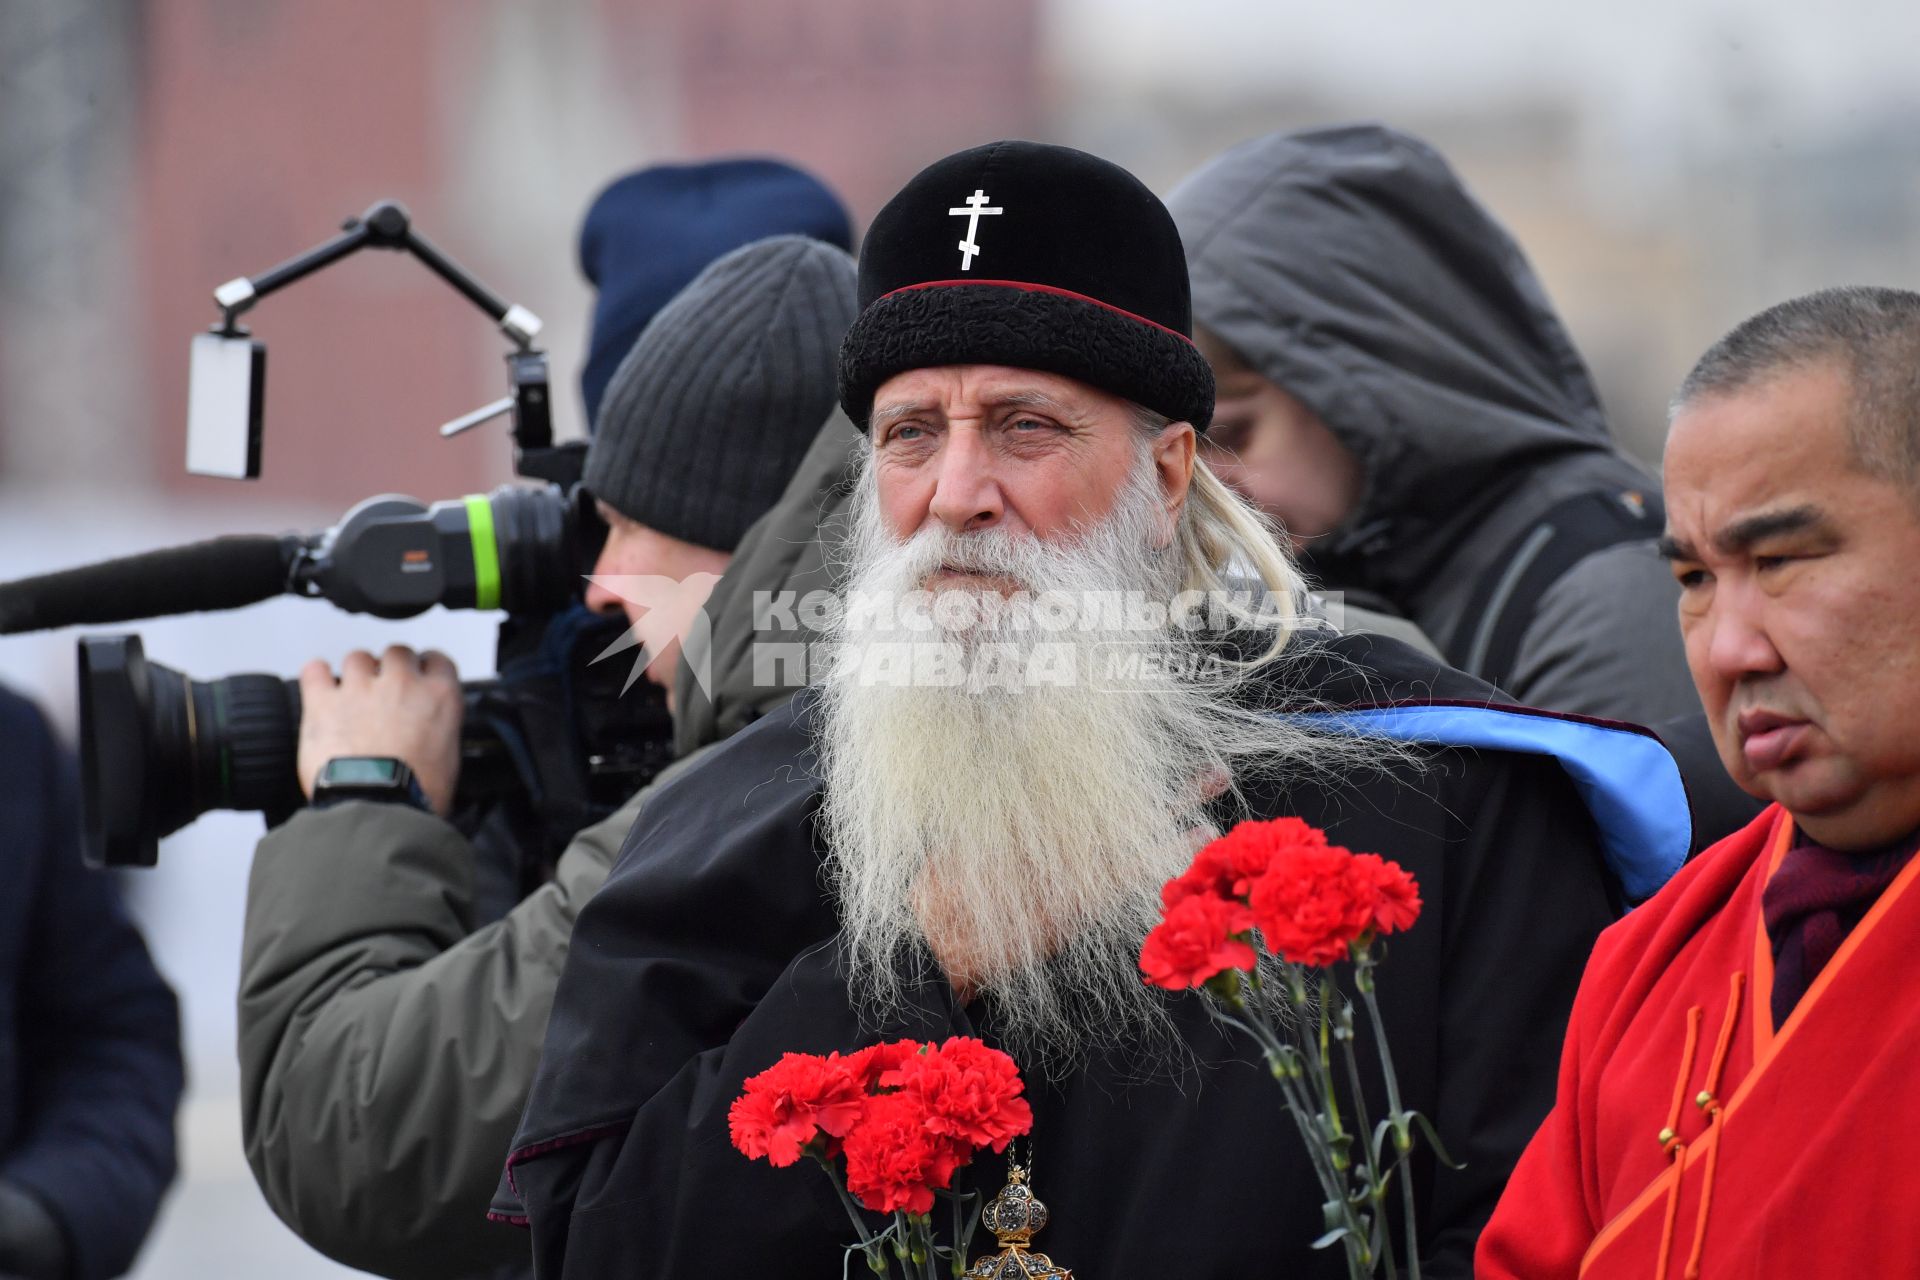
[1477,285,1920,1278]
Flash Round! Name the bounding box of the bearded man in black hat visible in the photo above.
[503,142,1692,1277]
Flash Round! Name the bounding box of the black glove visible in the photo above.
[0,1181,68,1280]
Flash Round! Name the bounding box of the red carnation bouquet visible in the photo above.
[730,1036,1031,1278]
[1140,817,1452,1280]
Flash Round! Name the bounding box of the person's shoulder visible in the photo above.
[674,692,818,791]
[1268,626,1508,710]
[1590,804,1780,964]
[1262,628,1693,900]
[615,693,821,861]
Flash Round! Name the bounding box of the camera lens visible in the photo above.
[79,635,301,866]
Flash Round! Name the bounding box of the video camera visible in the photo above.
[0,202,675,870]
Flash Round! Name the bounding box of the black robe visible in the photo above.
[500,633,1687,1277]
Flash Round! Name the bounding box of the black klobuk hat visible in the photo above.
[838,140,1214,432]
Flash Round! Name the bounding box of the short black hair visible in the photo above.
[1674,286,1920,495]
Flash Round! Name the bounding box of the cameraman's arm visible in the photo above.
[238,742,681,1279]
[237,644,526,1277]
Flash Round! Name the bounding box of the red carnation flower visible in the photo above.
[1163,816,1331,908]
[1352,852,1422,934]
[844,1038,924,1091]
[841,1091,968,1215]
[1247,843,1376,967]
[728,1051,867,1167]
[1140,893,1259,990]
[889,1038,1033,1153]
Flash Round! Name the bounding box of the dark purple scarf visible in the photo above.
[1764,823,1920,1028]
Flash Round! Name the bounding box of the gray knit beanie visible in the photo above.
[584,234,859,551]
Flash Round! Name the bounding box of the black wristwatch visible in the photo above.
[311,756,432,812]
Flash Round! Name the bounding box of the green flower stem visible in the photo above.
[1215,1005,1347,1210]
[1334,993,1391,1277]
[1358,950,1421,1280]
[907,1213,938,1280]
[1314,971,1378,1278]
[948,1191,966,1278]
[1315,975,1351,1158]
[1218,989,1372,1277]
[1355,954,1411,1149]
[814,1158,895,1275]
[1373,1179,1399,1280]
[959,1191,983,1267]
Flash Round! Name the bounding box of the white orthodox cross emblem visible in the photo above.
[947,189,1003,271]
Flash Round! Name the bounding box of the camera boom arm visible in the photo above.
[214,200,542,355]
[195,201,567,476]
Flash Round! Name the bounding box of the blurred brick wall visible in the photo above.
[131,0,1043,511]
[138,3,512,507]
[645,0,1043,223]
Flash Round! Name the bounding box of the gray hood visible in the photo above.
[1170,123,1637,597]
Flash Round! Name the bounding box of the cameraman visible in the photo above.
[236,233,858,1280]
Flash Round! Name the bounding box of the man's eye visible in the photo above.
[888,424,926,443]
[1755,555,1790,572]
[1010,417,1050,432]
[1676,567,1710,590]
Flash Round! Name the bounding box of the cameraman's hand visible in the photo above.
[297,645,462,817]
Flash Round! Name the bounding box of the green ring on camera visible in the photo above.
[464,494,501,611]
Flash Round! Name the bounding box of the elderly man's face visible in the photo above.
[1664,360,1920,849]
[867,365,1195,584]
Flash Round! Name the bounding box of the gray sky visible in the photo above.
[1048,0,1920,149]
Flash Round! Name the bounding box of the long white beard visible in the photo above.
[814,451,1331,1070]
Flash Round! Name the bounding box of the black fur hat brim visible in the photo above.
[838,282,1215,432]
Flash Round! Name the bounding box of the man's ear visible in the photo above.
[1151,422,1197,547]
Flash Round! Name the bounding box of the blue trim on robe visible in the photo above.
[1292,704,1690,901]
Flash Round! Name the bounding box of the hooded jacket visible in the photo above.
[1169,123,1700,727]
[236,414,859,1280]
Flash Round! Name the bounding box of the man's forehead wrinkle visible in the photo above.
[882,389,1106,432]
[871,398,938,427]
[970,386,1103,427]
[989,388,1072,412]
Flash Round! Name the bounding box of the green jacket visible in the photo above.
[240,788,654,1279]
[236,413,858,1279]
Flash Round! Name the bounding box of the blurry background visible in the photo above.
[1,1,1916,1274]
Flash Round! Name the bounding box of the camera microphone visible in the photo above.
[0,535,302,634]
[0,484,604,635]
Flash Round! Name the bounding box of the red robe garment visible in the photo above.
[1478,802,1920,1278]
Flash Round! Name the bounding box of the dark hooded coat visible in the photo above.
[502,626,1695,1278]
[1169,123,1699,727]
